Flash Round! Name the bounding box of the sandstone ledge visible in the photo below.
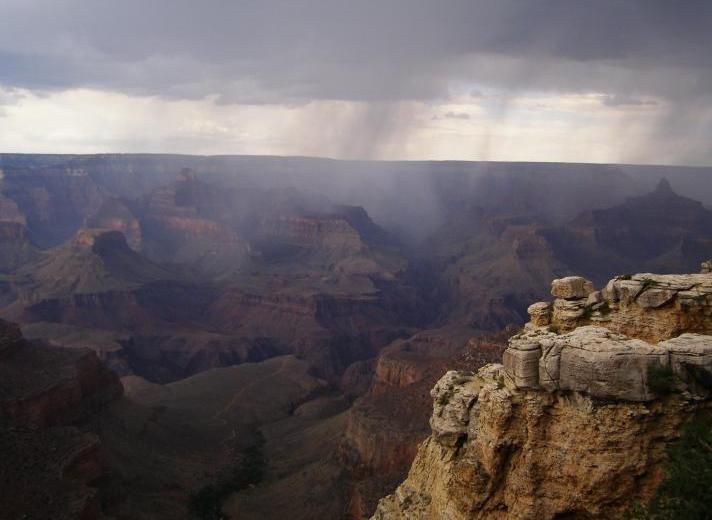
[504,326,711,401]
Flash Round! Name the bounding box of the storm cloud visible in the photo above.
[0,0,710,103]
[0,0,711,163]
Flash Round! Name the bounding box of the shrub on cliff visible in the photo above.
[647,365,676,397]
[627,411,712,519]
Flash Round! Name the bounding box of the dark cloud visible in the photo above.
[0,0,710,104]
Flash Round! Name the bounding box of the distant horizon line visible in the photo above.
[1,151,711,170]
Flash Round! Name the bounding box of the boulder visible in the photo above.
[551,276,594,300]
[504,330,556,390]
[527,302,552,327]
[701,260,712,274]
[503,343,541,388]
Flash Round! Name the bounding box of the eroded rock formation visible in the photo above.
[373,271,712,519]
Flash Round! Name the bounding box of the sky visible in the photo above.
[0,0,711,165]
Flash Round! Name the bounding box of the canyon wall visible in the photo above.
[373,267,712,519]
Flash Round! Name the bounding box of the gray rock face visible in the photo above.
[636,287,677,308]
[613,274,702,305]
[661,334,712,398]
[503,343,541,388]
[551,276,594,299]
[543,327,668,401]
[504,330,557,389]
[429,370,480,446]
[504,327,673,401]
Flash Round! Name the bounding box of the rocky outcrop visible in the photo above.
[530,272,712,342]
[550,276,594,299]
[663,333,712,397]
[373,271,712,520]
[373,365,709,520]
[525,302,551,327]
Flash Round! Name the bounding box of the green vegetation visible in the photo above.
[647,364,676,396]
[626,411,712,520]
[189,432,266,520]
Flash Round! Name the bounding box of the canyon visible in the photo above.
[0,155,711,519]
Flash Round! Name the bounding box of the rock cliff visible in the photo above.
[343,327,507,519]
[373,269,712,519]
